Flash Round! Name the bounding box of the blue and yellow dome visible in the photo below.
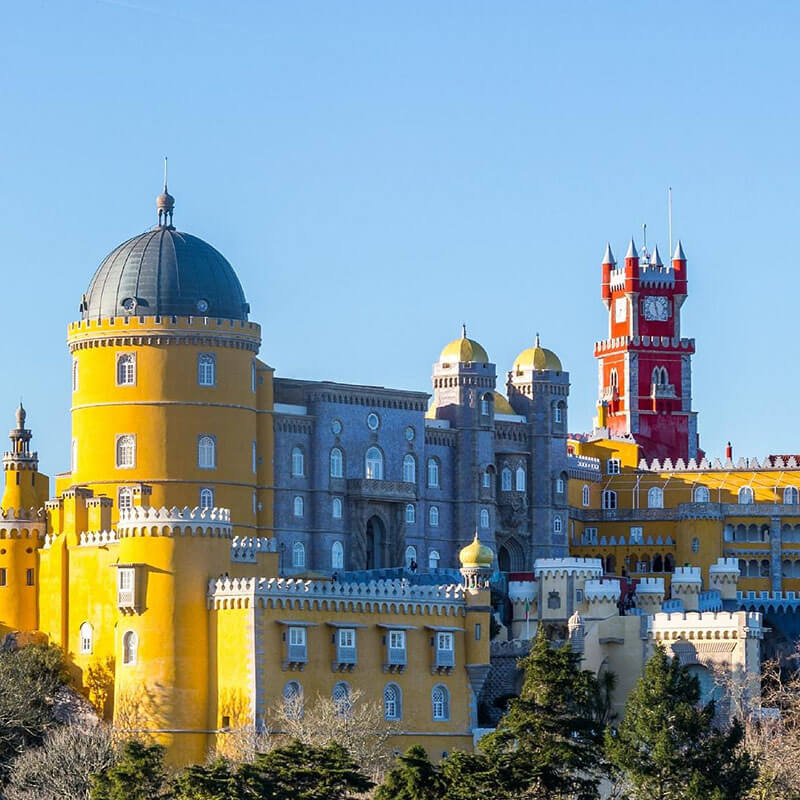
[439,325,489,364]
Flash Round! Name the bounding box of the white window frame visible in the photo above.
[118,486,133,510]
[501,467,512,492]
[292,541,305,567]
[252,441,257,474]
[199,487,214,509]
[554,405,562,423]
[405,545,417,567]
[251,360,257,393]
[403,454,416,483]
[482,471,491,488]
[339,628,355,649]
[115,434,136,469]
[331,541,344,569]
[197,353,216,387]
[556,478,565,494]
[79,622,93,655]
[427,458,440,488]
[122,630,138,666]
[429,505,439,527]
[72,358,79,392]
[293,496,304,517]
[384,683,402,720]
[116,352,136,386]
[332,497,343,519]
[330,448,344,478]
[694,486,710,503]
[288,626,306,647]
[602,489,617,510]
[515,466,526,492]
[405,503,415,524]
[607,458,621,475]
[647,487,664,509]
[428,550,440,570]
[291,447,304,477]
[198,435,216,469]
[432,684,449,721]
[630,526,644,545]
[582,484,590,506]
[480,396,490,416]
[785,486,799,505]
[71,438,78,473]
[365,447,384,481]
[738,486,754,505]
[480,508,489,529]
[553,516,562,534]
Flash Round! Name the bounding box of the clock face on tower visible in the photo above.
[642,295,670,321]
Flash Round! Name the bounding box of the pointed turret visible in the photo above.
[673,239,686,261]
[1,405,48,512]
[625,238,638,259]
[650,244,663,267]
[602,243,616,265]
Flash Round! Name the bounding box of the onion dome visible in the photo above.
[513,334,562,372]
[439,324,489,364]
[459,533,494,569]
[81,182,249,321]
[493,391,514,415]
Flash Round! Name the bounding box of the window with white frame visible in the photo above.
[629,526,644,544]
[738,486,754,505]
[480,395,491,416]
[283,680,303,718]
[330,448,344,478]
[429,506,439,527]
[199,487,214,509]
[428,550,440,569]
[331,541,344,569]
[72,358,79,392]
[71,438,78,473]
[501,467,512,491]
[427,458,440,488]
[582,527,598,545]
[602,489,617,510]
[79,622,93,654]
[251,360,257,393]
[480,508,489,529]
[384,684,402,720]
[785,487,799,505]
[293,496,304,517]
[332,497,343,519]
[197,353,216,386]
[648,487,664,509]
[118,486,133,510]
[198,435,216,469]
[291,446,304,477]
[118,567,135,607]
[694,485,710,503]
[252,491,257,515]
[554,404,562,423]
[252,441,257,473]
[365,447,384,480]
[333,681,351,716]
[403,454,416,483]
[553,516,562,534]
[405,546,417,567]
[582,484,590,506]
[607,458,621,475]
[115,435,136,469]
[116,353,136,386]
[292,541,305,567]
[482,471,491,488]
[388,629,406,664]
[515,466,526,492]
[556,478,565,494]
[436,632,454,668]
[405,503,415,524]
[432,684,449,720]
[122,630,138,666]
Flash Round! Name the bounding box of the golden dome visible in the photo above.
[459,533,494,569]
[513,334,562,372]
[493,391,514,415]
[439,325,489,365]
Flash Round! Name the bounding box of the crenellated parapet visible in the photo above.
[209,576,467,616]
[79,530,119,547]
[230,536,277,562]
[584,578,621,605]
[649,610,764,641]
[635,577,665,613]
[0,506,44,522]
[116,506,232,538]
[534,557,603,580]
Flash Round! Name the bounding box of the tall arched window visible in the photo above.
[116,435,136,469]
[647,487,664,509]
[553,516,562,533]
[116,353,136,386]
[283,681,303,718]
[79,622,93,654]
[432,685,449,721]
[405,546,417,567]
[602,490,617,510]
[384,684,402,720]
[330,448,344,478]
[333,682,352,717]
[405,503,415,524]
[332,497,343,519]
[427,458,440,488]
[199,487,214,509]
[365,447,384,480]
[118,486,133,510]
[428,550,440,570]
[331,541,344,569]
[515,466,526,492]
[480,394,491,416]
[785,487,799,505]
[291,447,304,477]
[501,467,512,491]
[122,630,138,666]
[197,353,216,386]
[292,541,305,567]
[429,506,439,527]
[403,454,416,483]
[251,360,257,392]
[609,368,619,389]
[694,486,710,503]
[72,358,79,392]
[293,496,304,517]
[582,485,590,506]
[738,486,754,505]
[480,508,489,529]
[198,435,216,469]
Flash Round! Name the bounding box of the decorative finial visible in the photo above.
[535,332,540,348]
[15,401,25,429]
[156,156,175,229]
[461,323,467,338]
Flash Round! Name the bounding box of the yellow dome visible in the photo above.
[513,334,562,372]
[493,391,514,415]
[439,325,489,365]
[459,533,494,569]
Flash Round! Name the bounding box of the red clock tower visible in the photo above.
[594,238,700,463]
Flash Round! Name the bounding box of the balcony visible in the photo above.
[347,479,417,503]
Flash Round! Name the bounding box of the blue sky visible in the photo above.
[1,1,798,473]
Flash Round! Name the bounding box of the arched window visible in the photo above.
[482,470,491,488]
[199,487,214,509]
[384,684,402,720]
[602,490,617,510]
[116,435,136,469]
[197,353,216,386]
[291,447,304,477]
[365,447,384,480]
[72,358,79,392]
[738,486,754,505]
[198,435,216,469]
[647,487,664,509]
[515,466,526,492]
[480,394,491,416]
[582,485,590,506]
[760,559,771,577]
[606,458,621,475]
[553,516,562,534]
[292,541,305,567]
[403,454,416,483]
[79,622,93,654]
[609,368,619,389]
[664,554,675,572]
[405,503,415,524]
[251,360,257,393]
[429,550,440,570]
[283,681,303,718]
[429,506,439,527]
[480,508,489,529]
[122,630,138,666]
[330,448,344,478]
[501,467,512,492]
[556,478,565,494]
[694,486,710,503]
[432,685,449,721]
[118,486,133,510]
[652,554,663,572]
[331,541,344,569]
[691,537,700,553]
[785,487,799,505]
[554,403,562,423]
[293,496,304,517]
[405,546,417,567]
[116,353,136,386]
[427,458,440,488]
[333,682,352,717]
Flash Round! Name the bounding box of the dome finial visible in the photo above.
[535,331,540,347]
[156,156,175,229]
[15,400,25,429]
[461,323,467,338]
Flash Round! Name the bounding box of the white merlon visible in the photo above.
[534,557,603,578]
[648,610,763,639]
[672,566,702,584]
[231,536,277,562]
[602,242,616,264]
[625,238,638,259]
[79,530,119,547]
[0,507,44,521]
[118,505,231,523]
[508,580,536,603]
[635,577,665,594]
[584,578,621,602]
[710,558,740,574]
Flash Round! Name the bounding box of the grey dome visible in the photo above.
[81,227,250,321]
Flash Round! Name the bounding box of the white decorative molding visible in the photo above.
[534,557,603,579]
[231,536,277,562]
[116,506,232,538]
[79,530,119,547]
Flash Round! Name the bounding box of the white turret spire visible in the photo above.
[625,237,638,259]
[650,244,663,267]
[673,239,686,260]
[602,242,616,265]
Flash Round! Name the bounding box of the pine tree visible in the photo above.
[374,745,446,800]
[440,750,496,800]
[90,740,168,800]
[605,644,756,800]
[478,628,606,800]
[171,758,238,800]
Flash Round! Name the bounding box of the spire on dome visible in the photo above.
[535,332,541,347]
[156,156,175,228]
[650,244,663,267]
[461,323,467,338]
[602,242,616,265]
[673,239,686,260]
[625,238,638,259]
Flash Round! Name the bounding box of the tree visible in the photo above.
[479,628,607,800]
[440,750,496,800]
[4,723,115,800]
[374,745,445,800]
[606,644,756,800]
[171,758,238,800]
[90,740,169,800]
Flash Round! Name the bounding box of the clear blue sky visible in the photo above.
[1,1,797,475]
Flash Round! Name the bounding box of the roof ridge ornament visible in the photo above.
[156,156,175,229]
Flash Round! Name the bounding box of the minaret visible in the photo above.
[2,404,49,512]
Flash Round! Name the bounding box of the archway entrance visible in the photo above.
[365,516,386,569]
[498,546,511,573]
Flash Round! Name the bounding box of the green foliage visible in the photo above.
[605,644,756,800]
[374,745,445,800]
[90,740,168,800]
[439,750,496,800]
[479,628,607,800]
